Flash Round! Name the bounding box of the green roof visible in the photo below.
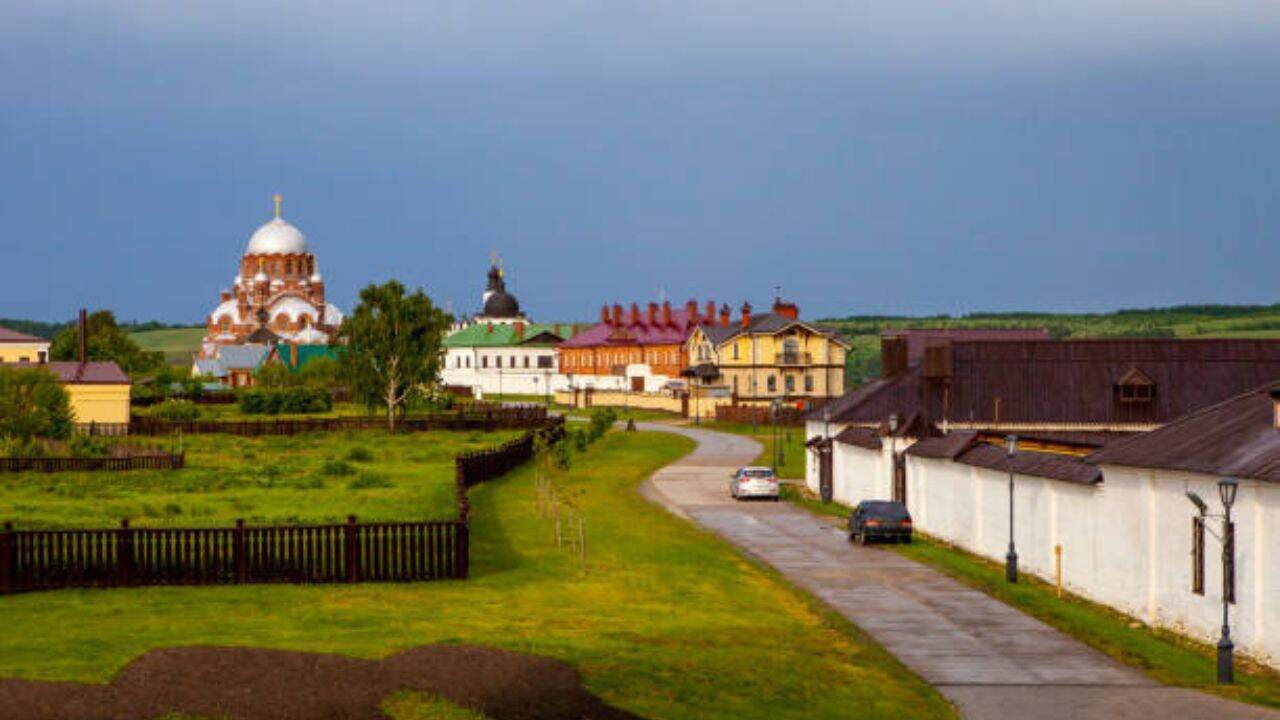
[274,344,342,372]
[443,323,574,348]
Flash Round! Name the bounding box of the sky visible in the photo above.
[2,1,1279,324]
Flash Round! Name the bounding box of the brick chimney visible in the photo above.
[881,335,908,378]
[514,321,525,338]
[685,299,698,325]
[612,304,623,326]
[647,302,659,326]
[662,301,673,326]
[600,304,611,325]
[628,303,640,326]
[705,300,716,325]
[719,304,731,327]
[78,308,88,364]
[740,302,752,329]
[772,298,799,320]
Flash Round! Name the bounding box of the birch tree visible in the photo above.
[338,281,451,432]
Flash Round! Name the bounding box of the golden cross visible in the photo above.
[273,193,282,219]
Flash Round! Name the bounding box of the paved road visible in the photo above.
[638,422,1279,720]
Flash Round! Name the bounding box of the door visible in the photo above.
[892,452,907,505]
[818,444,833,503]
[631,376,645,392]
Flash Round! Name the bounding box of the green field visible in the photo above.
[822,304,1280,385]
[0,431,952,719]
[129,326,206,365]
[0,430,518,529]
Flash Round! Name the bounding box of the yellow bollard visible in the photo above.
[1054,544,1063,598]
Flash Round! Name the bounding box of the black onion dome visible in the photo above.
[482,264,521,318]
[483,291,521,318]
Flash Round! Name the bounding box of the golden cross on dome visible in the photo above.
[490,249,503,277]
[273,193,282,219]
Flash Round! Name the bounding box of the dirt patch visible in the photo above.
[0,645,642,720]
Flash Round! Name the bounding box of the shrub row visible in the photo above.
[238,387,334,415]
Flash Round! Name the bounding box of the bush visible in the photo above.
[571,429,589,452]
[347,471,393,490]
[587,407,618,441]
[4,437,47,458]
[150,399,201,422]
[68,434,110,458]
[238,387,333,415]
[345,446,373,462]
[320,459,355,477]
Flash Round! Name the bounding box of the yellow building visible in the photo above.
[0,326,50,363]
[685,299,848,405]
[46,361,133,426]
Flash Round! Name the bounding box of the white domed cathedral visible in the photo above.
[201,195,344,353]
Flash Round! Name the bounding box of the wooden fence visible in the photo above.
[714,402,831,427]
[0,453,185,473]
[131,394,238,408]
[453,418,565,522]
[128,406,549,437]
[0,516,467,594]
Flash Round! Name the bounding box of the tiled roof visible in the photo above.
[216,344,271,371]
[958,443,1102,485]
[883,328,1050,363]
[907,431,977,459]
[0,326,47,343]
[444,323,573,348]
[834,425,883,450]
[819,339,1280,427]
[1088,381,1280,484]
[4,361,131,385]
[700,314,851,347]
[559,310,701,348]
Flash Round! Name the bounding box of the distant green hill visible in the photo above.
[128,327,206,366]
[819,304,1280,386]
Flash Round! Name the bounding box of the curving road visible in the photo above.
[638,422,1278,720]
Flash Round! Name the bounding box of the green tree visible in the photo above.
[50,310,164,374]
[338,281,451,431]
[0,366,75,440]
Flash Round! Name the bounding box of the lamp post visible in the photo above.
[771,397,782,473]
[1217,476,1238,684]
[1005,434,1019,583]
[820,406,833,503]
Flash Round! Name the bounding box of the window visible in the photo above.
[465,356,471,368]
[37,351,47,363]
[785,375,795,393]
[1192,516,1205,595]
[804,374,814,392]
[510,356,516,368]
[482,356,488,369]
[538,355,554,369]
[1116,367,1155,403]
[523,356,530,369]
[732,344,739,360]
[767,375,776,392]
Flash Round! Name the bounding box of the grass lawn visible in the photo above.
[0,430,518,529]
[777,483,1280,709]
[0,431,954,719]
[700,421,807,478]
[129,327,206,365]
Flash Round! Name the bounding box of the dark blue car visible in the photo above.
[848,500,913,545]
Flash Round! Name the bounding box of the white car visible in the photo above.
[729,466,780,501]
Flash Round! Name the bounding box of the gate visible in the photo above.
[818,443,833,503]
[892,452,907,505]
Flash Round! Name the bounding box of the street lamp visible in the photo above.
[1005,434,1019,583]
[1217,476,1238,684]
[771,397,783,473]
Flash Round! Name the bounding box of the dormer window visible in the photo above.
[1116,367,1155,403]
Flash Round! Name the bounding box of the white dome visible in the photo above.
[210,299,242,324]
[288,326,330,344]
[246,218,309,255]
[324,302,345,325]
[267,295,319,323]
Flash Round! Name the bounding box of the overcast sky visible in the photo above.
[2,1,1279,323]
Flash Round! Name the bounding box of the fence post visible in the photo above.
[233,519,246,584]
[344,515,360,583]
[456,522,469,579]
[0,522,13,594]
[117,519,135,586]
